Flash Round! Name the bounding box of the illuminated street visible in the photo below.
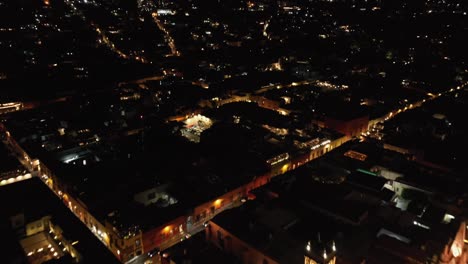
[151,12,180,57]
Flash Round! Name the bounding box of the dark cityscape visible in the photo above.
[0,0,467,263]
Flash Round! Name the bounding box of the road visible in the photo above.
[254,80,315,94]
[151,12,181,57]
[262,19,272,40]
[118,75,167,88]
[63,0,148,64]
[125,199,243,264]
[368,81,468,137]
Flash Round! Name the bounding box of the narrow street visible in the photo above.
[151,12,181,57]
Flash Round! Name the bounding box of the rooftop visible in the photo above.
[211,199,338,264]
[161,232,238,264]
[0,142,23,173]
[0,177,120,263]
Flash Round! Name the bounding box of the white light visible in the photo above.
[413,220,430,230]
[452,243,462,257]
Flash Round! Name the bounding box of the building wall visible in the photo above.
[26,216,50,236]
[275,135,349,175]
[142,215,187,254]
[324,116,369,138]
[439,221,467,264]
[206,221,279,264]
[142,173,272,254]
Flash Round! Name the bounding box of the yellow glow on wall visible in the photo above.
[214,199,223,208]
[163,226,171,233]
[102,232,110,245]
